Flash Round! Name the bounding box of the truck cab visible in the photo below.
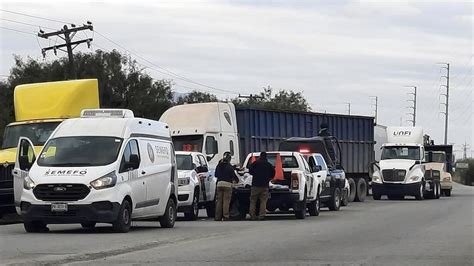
[176,151,217,219]
[424,145,453,197]
[0,79,99,218]
[372,127,440,200]
[236,151,321,219]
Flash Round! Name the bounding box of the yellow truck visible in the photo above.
[0,79,99,217]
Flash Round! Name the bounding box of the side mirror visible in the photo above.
[19,155,33,171]
[312,165,322,172]
[415,160,421,165]
[196,165,208,173]
[126,154,140,170]
[206,156,213,162]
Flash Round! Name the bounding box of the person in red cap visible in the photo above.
[248,152,275,220]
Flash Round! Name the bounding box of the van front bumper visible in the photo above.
[372,182,421,196]
[20,201,120,224]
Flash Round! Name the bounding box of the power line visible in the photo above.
[0,9,73,25]
[0,18,56,30]
[0,26,36,35]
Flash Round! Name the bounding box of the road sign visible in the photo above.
[456,162,469,169]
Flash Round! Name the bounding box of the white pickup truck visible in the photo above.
[176,151,217,220]
[235,151,322,219]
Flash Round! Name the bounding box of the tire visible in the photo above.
[341,188,349,206]
[347,178,356,202]
[295,188,307,219]
[445,189,451,197]
[328,188,341,211]
[308,191,320,216]
[159,198,177,228]
[24,221,48,233]
[435,183,440,199]
[112,200,132,233]
[354,178,367,202]
[415,183,425,201]
[372,193,381,200]
[81,222,96,229]
[184,190,199,221]
[388,195,404,200]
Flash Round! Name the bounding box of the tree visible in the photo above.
[176,90,218,105]
[233,86,311,112]
[0,49,174,139]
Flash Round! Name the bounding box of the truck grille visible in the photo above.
[0,163,14,189]
[424,170,440,181]
[382,169,406,182]
[33,184,90,201]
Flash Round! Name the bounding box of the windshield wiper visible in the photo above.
[47,163,94,167]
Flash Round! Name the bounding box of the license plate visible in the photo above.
[51,203,68,212]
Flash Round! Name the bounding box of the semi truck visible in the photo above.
[371,127,441,200]
[160,102,375,202]
[424,144,454,196]
[0,79,99,218]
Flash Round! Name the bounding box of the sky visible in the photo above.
[0,0,472,159]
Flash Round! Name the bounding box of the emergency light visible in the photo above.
[81,109,135,118]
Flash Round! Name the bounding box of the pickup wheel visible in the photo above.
[205,200,216,218]
[159,198,177,228]
[328,187,341,211]
[308,191,320,216]
[24,221,48,233]
[184,189,199,221]
[347,178,356,202]
[295,188,307,219]
[354,178,367,202]
[341,188,349,206]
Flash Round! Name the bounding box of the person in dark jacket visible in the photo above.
[248,152,275,220]
[318,122,331,136]
[214,152,239,221]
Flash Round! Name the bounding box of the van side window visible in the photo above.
[229,140,234,156]
[119,140,141,173]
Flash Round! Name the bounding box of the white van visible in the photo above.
[13,109,178,233]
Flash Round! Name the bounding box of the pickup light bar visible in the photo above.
[81,109,135,118]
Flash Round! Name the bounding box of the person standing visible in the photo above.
[214,152,239,221]
[249,152,275,220]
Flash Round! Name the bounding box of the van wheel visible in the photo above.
[81,222,96,229]
[347,178,356,202]
[112,200,132,233]
[184,190,199,221]
[341,188,349,206]
[328,188,341,211]
[308,191,320,216]
[159,198,176,228]
[354,178,367,202]
[24,221,48,233]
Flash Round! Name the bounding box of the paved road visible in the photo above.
[0,183,472,266]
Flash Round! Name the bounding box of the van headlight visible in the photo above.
[23,176,36,190]
[90,171,117,190]
[178,177,190,186]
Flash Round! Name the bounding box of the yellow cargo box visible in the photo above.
[14,79,100,121]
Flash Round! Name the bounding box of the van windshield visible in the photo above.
[381,146,421,160]
[37,136,123,167]
[176,154,193,170]
[172,135,203,152]
[2,122,61,149]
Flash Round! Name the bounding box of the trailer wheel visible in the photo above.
[347,178,356,202]
[354,178,367,202]
[328,188,341,211]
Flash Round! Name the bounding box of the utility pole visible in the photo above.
[438,63,450,144]
[38,22,93,79]
[462,142,470,160]
[370,96,378,125]
[405,86,417,126]
[345,102,351,115]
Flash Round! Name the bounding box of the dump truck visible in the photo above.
[0,79,99,218]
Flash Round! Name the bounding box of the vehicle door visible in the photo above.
[137,139,163,215]
[308,155,326,196]
[299,154,315,199]
[314,154,331,197]
[148,140,173,214]
[119,139,146,217]
[197,154,212,202]
[12,137,36,215]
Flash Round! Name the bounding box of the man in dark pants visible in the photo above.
[214,152,239,221]
[249,152,275,220]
